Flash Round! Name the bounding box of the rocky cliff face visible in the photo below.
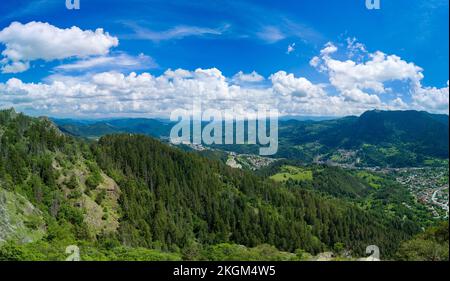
[0,188,45,244]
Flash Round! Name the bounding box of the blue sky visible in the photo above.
[0,0,448,118]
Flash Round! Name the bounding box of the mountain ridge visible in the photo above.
[1,108,429,260]
[49,109,450,167]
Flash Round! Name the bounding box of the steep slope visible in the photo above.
[0,109,430,260]
[93,134,420,257]
[0,188,45,244]
[0,109,121,245]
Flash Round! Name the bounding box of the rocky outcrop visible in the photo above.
[0,188,45,244]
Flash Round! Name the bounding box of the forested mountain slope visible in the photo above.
[276,110,449,166]
[0,109,437,260]
[54,110,449,167]
[92,134,420,256]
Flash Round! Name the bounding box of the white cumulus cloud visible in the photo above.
[310,41,449,112]
[0,68,391,118]
[270,71,326,98]
[0,21,119,73]
[412,81,449,112]
[0,41,447,117]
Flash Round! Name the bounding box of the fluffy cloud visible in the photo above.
[1,36,447,118]
[346,37,367,60]
[270,71,325,98]
[310,41,448,113]
[0,21,119,73]
[0,67,398,118]
[232,71,265,84]
[320,42,338,55]
[412,81,449,112]
[309,56,320,68]
[320,50,422,94]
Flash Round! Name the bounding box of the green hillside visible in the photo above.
[55,110,449,168]
[0,109,444,261]
[277,110,449,167]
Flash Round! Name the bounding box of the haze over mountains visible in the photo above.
[53,110,449,167]
[54,118,173,140]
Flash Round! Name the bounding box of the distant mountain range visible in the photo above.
[52,117,173,139]
[275,110,449,167]
[289,110,449,152]
[53,110,449,167]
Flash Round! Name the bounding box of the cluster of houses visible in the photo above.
[396,168,449,219]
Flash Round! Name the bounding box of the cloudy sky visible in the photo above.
[0,0,448,118]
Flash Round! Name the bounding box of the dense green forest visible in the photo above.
[92,134,419,255]
[54,110,449,168]
[262,162,437,228]
[208,110,449,167]
[0,109,448,261]
[395,221,448,261]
